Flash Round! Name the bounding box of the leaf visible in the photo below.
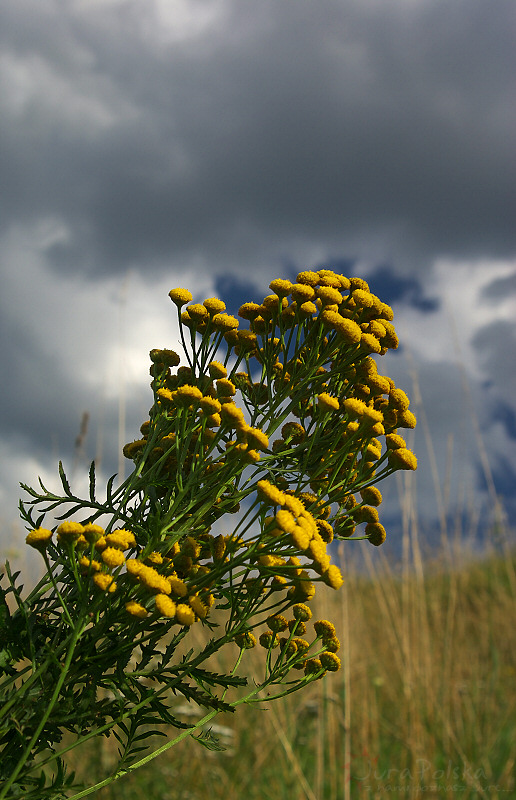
[106,473,117,504]
[190,667,247,690]
[0,582,11,628]
[177,683,235,714]
[54,503,87,520]
[19,482,43,499]
[89,461,96,502]
[0,647,16,675]
[38,476,52,494]
[193,728,227,752]
[58,461,72,497]
[35,513,46,529]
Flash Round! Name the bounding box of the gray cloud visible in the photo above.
[1,0,515,551]
[1,0,514,282]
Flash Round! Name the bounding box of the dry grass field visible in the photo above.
[70,531,515,800]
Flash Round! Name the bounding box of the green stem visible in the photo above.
[0,621,87,800]
[66,645,259,800]
[66,707,221,800]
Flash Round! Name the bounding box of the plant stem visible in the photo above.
[0,621,87,800]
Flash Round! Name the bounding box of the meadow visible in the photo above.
[67,532,515,800]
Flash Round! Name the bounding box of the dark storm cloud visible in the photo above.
[1,0,515,550]
[313,261,440,312]
[0,302,122,471]
[1,0,514,280]
[472,319,516,389]
[482,271,516,301]
[476,456,516,513]
[491,403,516,441]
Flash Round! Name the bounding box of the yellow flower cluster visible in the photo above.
[22,266,419,726]
[95,269,419,659]
[122,271,416,576]
[257,479,343,591]
[256,609,342,676]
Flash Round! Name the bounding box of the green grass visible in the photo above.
[70,540,516,800]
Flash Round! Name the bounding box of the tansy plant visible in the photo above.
[0,269,416,799]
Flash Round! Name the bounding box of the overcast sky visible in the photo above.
[1,0,515,564]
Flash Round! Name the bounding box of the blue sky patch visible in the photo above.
[214,274,263,316]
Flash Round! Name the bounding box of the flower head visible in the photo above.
[105,529,136,550]
[292,603,312,622]
[322,565,344,590]
[126,601,148,619]
[176,603,196,627]
[304,658,323,676]
[320,652,341,672]
[366,522,387,546]
[314,619,336,640]
[57,521,85,544]
[83,524,105,544]
[203,297,226,315]
[238,302,262,320]
[235,631,257,649]
[212,313,239,331]
[317,392,339,413]
[26,528,53,551]
[169,288,193,307]
[92,573,116,593]
[101,547,126,568]
[387,448,417,471]
[155,594,177,618]
[296,270,320,286]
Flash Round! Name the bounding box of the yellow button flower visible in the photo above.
[56,521,85,543]
[83,524,105,544]
[203,297,226,315]
[398,409,417,429]
[360,486,383,506]
[176,604,196,627]
[317,286,343,305]
[139,565,172,595]
[243,426,269,451]
[92,573,116,593]
[238,302,262,320]
[169,288,193,306]
[208,360,227,379]
[220,402,245,426]
[360,333,382,354]
[296,270,320,286]
[290,525,310,551]
[216,378,236,397]
[212,313,239,331]
[78,556,102,574]
[314,619,337,640]
[101,547,126,568]
[175,385,203,406]
[257,480,286,506]
[269,278,293,296]
[125,601,148,619]
[275,509,297,534]
[155,594,177,618]
[290,283,315,301]
[105,529,136,550]
[320,652,341,671]
[366,522,387,546]
[26,527,53,551]
[322,565,344,590]
[292,603,312,622]
[317,392,339,412]
[388,448,417,471]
